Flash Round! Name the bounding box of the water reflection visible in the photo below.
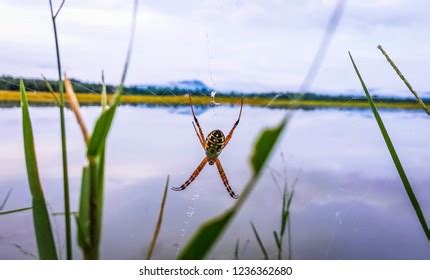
[0,105,429,259]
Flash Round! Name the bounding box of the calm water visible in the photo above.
[0,104,430,259]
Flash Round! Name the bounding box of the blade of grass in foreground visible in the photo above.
[377,45,430,116]
[251,221,269,260]
[234,239,240,260]
[0,207,32,216]
[41,74,60,106]
[48,0,72,260]
[177,118,288,259]
[349,52,430,240]
[76,0,139,259]
[146,176,170,260]
[20,80,58,259]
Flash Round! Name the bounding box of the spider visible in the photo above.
[171,95,244,199]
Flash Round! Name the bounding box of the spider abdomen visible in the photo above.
[205,129,225,159]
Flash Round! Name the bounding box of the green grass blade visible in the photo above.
[251,221,269,260]
[87,87,122,158]
[349,52,430,240]
[281,189,294,237]
[52,211,78,216]
[177,209,234,259]
[20,80,58,259]
[0,207,32,215]
[80,0,139,259]
[250,118,288,175]
[49,0,72,259]
[95,143,107,247]
[234,239,240,260]
[41,74,61,106]
[273,231,281,249]
[146,176,170,260]
[77,166,90,250]
[177,118,287,259]
[377,45,430,116]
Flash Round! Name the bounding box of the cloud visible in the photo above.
[0,0,429,95]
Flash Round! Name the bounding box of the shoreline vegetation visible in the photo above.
[1,90,428,110]
[1,76,428,110]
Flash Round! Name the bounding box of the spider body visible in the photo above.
[171,95,244,199]
[205,129,225,165]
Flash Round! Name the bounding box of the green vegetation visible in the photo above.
[14,0,140,260]
[248,177,294,260]
[1,87,428,110]
[20,80,58,259]
[274,186,294,260]
[48,0,72,259]
[146,176,170,260]
[72,77,125,259]
[377,45,430,116]
[349,51,430,240]
[251,221,269,260]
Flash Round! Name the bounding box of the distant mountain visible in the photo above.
[134,79,211,92]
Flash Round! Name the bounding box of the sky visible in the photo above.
[0,0,429,95]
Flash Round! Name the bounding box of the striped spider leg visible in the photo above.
[172,95,243,199]
[224,97,243,147]
[215,158,239,199]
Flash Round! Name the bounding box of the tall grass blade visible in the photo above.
[76,166,90,250]
[78,0,139,259]
[0,207,32,215]
[377,45,430,116]
[20,80,58,259]
[281,189,294,237]
[251,221,269,260]
[234,239,240,260]
[48,0,72,260]
[349,51,430,240]
[146,176,170,260]
[41,74,61,106]
[87,89,122,158]
[250,118,288,175]
[177,118,288,259]
[300,0,346,92]
[273,231,281,249]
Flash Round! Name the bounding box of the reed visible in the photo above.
[48,0,72,259]
[274,186,294,260]
[146,176,170,260]
[349,51,430,240]
[377,45,430,116]
[251,221,269,260]
[20,80,58,259]
[72,0,139,259]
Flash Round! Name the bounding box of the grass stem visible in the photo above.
[377,45,430,116]
[48,0,72,260]
[349,51,430,240]
[146,176,170,260]
[251,221,269,260]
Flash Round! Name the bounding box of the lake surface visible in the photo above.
[1,103,430,259]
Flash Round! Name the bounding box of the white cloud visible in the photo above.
[0,0,429,95]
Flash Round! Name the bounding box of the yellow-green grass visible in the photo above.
[1,90,427,110]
